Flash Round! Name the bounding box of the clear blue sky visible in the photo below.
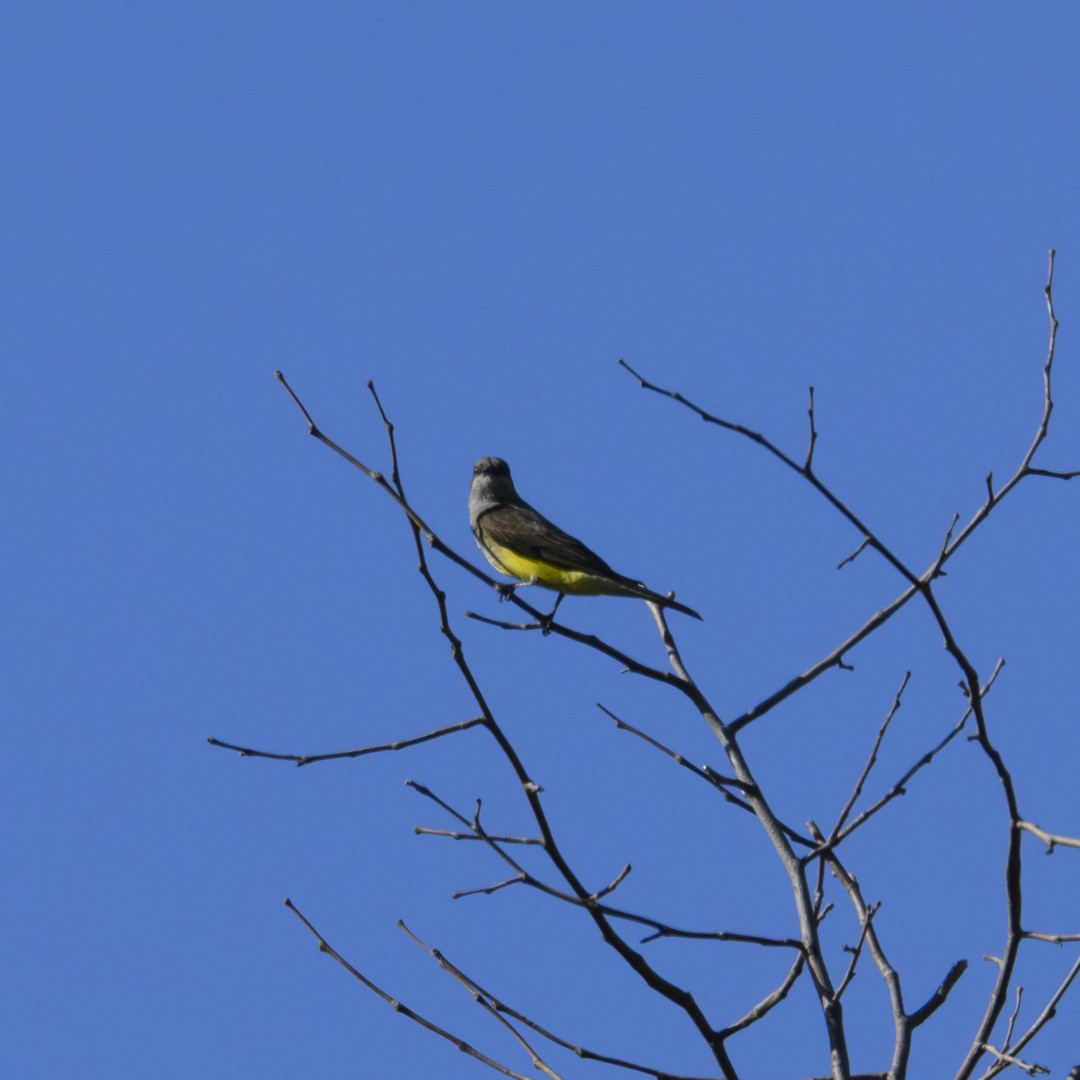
[4,4,1080,1078]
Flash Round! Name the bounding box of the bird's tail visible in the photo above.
[654,593,703,621]
[627,582,703,621]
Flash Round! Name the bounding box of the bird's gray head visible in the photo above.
[469,457,520,525]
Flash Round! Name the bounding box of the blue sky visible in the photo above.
[4,4,1080,1078]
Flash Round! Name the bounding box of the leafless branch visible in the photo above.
[831,673,911,840]
[622,254,1068,756]
[908,959,969,1030]
[810,822,967,1074]
[397,921,564,1080]
[805,385,819,471]
[592,863,633,901]
[835,902,880,999]
[280,373,863,1076]
[303,396,746,1080]
[1003,987,1024,1058]
[284,899,534,1080]
[410,779,801,950]
[836,535,871,570]
[397,922,720,1080]
[1025,466,1080,479]
[976,1043,1049,1076]
[978,952,1080,1079]
[247,253,1076,1079]
[597,704,751,797]
[1018,820,1080,854]
[415,827,543,846]
[453,876,526,900]
[718,951,806,1038]
[206,717,485,766]
[808,659,1004,861]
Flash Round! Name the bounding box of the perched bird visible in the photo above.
[468,456,701,622]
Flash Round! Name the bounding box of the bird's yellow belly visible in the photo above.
[482,540,606,595]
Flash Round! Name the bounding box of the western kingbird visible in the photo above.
[469,457,702,621]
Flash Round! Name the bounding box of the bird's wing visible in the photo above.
[477,504,620,578]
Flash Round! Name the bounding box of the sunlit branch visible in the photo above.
[979,951,1080,1078]
[810,823,917,1075]
[1018,820,1080,854]
[397,921,563,1080]
[976,1043,1049,1077]
[1002,987,1024,1061]
[415,827,543,845]
[398,922,721,1080]
[1023,932,1080,945]
[284,899,533,1080]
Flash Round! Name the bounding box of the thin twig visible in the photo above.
[600,703,815,850]
[831,673,911,839]
[977,1043,1049,1076]
[718,952,806,1038]
[410,779,800,949]
[398,921,564,1080]
[415,827,543,845]
[807,659,1004,862]
[597,704,750,795]
[978,952,1080,1079]
[207,717,485,766]
[836,536,871,570]
[1003,986,1024,1056]
[397,922,719,1080]
[285,899,533,1080]
[835,902,880,999]
[810,823,914,1075]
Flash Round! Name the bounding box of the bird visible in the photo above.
[468,456,701,623]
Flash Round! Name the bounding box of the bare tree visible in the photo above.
[211,251,1079,1079]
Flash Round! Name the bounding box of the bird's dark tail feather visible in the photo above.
[657,595,703,620]
[633,584,702,621]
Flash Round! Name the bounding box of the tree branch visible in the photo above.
[285,899,534,1080]
[207,717,485,766]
